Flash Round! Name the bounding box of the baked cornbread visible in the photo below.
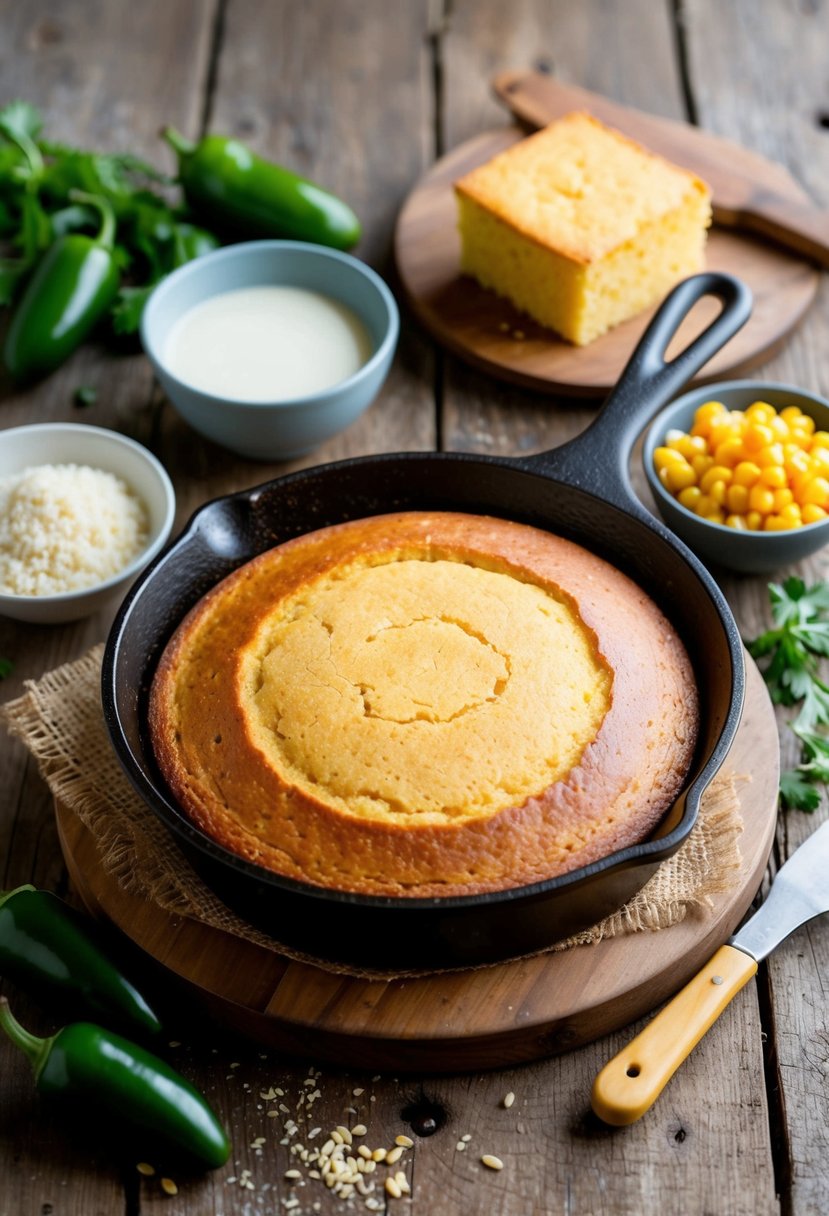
[149,512,699,898]
[454,112,712,345]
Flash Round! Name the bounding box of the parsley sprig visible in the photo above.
[0,99,218,332]
[747,577,829,811]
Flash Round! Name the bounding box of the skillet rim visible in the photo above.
[101,446,745,914]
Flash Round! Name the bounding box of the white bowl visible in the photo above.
[140,240,399,461]
[0,423,175,623]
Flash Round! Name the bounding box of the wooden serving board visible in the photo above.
[57,657,778,1074]
[493,70,829,267]
[394,111,821,396]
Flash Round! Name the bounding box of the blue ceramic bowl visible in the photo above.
[141,241,399,460]
[644,380,829,575]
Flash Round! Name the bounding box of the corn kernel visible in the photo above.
[764,514,799,531]
[709,423,740,451]
[748,485,775,515]
[678,485,703,511]
[732,461,761,488]
[672,435,705,459]
[653,446,687,471]
[772,488,794,512]
[759,465,787,489]
[725,514,749,530]
[694,494,717,517]
[755,443,784,468]
[743,423,773,452]
[769,415,790,441]
[700,465,733,493]
[726,484,750,514]
[802,504,828,524]
[663,462,698,492]
[745,401,776,423]
[701,505,726,524]
[798,476,829,508]
[713,439,744,467]
[693,400,727,427]
[810,446,829,471]
[779,502,801,523]
[745,510,763,530]
[691,454,714,477]
[788,425,813,450]
[779,405,805,423]
[810,431,829,450]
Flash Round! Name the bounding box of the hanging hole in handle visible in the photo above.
[663,295,727,366]
[626,1064,641,1078]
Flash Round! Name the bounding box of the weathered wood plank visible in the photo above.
[425,2,779,1214]
[159,0,437,527]
[0,3,217,1214]
[683,3,829,1212]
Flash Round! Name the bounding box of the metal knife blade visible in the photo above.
[731,818,829,962]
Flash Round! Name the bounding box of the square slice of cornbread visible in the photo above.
[454,112,712,346]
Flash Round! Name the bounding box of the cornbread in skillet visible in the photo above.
[149,512,699,898]
[454,112,712,345]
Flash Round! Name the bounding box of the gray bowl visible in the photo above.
[141,240,399,461]
[644,380,829,574]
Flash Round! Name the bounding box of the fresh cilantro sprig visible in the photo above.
[747,577,829,811]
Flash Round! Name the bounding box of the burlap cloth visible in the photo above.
[1,645,744,979]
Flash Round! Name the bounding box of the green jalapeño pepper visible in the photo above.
[0,997,230,1170]
[0,885,162,1039]
[163,126,361,250]
[4,189,120,382]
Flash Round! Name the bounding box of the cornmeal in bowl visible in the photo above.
[149,512,699,897]
[454,112,711,346]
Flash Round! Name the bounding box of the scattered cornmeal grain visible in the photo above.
[481,1155,504,1171]
[461,1134,472,1143]
[160,1177,178,1195]
[456,1140,466,1152]
[285,1168,302,1180]
[503,1092,515,1109]
[136,1162,155,1176]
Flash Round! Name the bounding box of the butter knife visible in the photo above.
[592,817,829,1125]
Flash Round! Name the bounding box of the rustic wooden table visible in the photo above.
[2,2,828,1213]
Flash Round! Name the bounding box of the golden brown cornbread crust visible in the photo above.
[149,513,699,897]
[454,112,710,265]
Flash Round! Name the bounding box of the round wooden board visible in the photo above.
[57,656,778,1074]
[394,127,820,396]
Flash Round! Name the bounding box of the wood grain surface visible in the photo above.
[1,2,828,1215]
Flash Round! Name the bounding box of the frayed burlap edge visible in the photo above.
[1,644,744,980]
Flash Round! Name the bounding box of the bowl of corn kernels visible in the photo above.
[643,381,829,574]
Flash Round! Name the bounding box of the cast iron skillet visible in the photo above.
[103,272,753,971]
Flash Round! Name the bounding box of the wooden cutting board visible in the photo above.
[394,80,822,396]
[493,70,829,267]
[56,657,779,1073]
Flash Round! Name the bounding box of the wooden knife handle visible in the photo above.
[591,944,758,1126]
[492,69,829,269]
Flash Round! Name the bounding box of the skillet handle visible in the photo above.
[526,273,753,513]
